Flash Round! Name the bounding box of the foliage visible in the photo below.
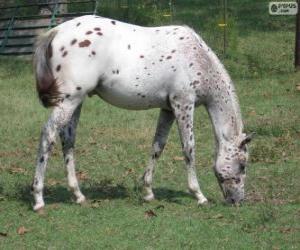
[97,0,172,26]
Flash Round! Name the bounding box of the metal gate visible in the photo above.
[0,1,96,55]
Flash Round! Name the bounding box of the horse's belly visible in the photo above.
[93,80,169,110]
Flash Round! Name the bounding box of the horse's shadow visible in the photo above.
[17,181,193,209]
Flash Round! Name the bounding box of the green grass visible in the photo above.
[0,0,300,249]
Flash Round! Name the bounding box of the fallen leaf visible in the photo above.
[144,209,157,218]
[0,232,7,237]
[17,226,29,235]
[76,171,89,181]
[173,156,184,161]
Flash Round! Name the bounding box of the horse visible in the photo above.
[32,15,253,211]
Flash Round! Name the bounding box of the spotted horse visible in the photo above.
[32,15,253,211]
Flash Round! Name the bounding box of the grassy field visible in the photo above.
[0,0,300,249]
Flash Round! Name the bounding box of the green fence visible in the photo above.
[0,1,96,55]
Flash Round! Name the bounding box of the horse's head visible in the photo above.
[214,133,254,204]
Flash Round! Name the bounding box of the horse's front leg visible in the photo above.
[32,99,82,211]
[143,109,175,201]
[59,104,85,204]
[170,96,208,205]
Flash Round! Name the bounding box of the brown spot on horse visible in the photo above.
[62,51,68,57]
[70,39,77,45]
[79,40,91,47]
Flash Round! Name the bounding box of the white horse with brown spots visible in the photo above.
[32,15,253,211]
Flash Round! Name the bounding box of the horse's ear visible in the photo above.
[239,132,255,149]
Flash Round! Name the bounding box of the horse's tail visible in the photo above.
[33,29,60,108]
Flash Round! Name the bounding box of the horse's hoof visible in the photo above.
[76,195,86,204]
[197,198,209,206]
[143,193,155,202]
[33,202,45,212]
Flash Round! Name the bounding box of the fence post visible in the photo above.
[295,0,300,70]
[48,3,59,29]
[94,0,98,15]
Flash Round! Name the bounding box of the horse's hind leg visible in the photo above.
[32,99,83,211]
[59,104,85,204]
[143,109,174,201]
[170,96,208,205]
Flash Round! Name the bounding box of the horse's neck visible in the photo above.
[205,60,243,148]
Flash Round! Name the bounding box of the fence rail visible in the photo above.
[0,0,95,11]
